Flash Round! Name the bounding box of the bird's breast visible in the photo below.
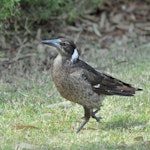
[51,54,103,108]
[51,54,71,94]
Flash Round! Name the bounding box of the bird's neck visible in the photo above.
[52,54,69,71]
[51,54,72,85]
[53,54,63,69]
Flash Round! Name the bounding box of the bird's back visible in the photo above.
[72,59,142,96]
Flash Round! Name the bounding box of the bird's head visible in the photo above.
[42,38,79,62]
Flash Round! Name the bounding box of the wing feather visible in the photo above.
[69,60,142,96]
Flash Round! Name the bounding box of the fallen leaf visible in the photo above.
[83,127,97,131]
[12,124,39,130]
[134,136,144,141]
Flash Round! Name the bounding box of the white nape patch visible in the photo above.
[93,84,101,88]
[71,49,79,63]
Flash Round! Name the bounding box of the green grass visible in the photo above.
[0,42,150,150]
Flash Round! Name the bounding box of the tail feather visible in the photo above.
[107,85,143,96]
[106,89,136,96]
[136,88,143,91]
[93,73,143,96]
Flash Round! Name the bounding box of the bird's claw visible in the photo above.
[90,109,102,122]
[91,115,102,122]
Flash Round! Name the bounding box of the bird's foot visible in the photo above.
[90,109,102,122]
[77,106,90,133]
[91,115,102,122]
[76,119,89,133]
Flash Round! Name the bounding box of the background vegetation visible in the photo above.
[0,0,103,32]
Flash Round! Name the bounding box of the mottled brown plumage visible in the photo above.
[42,38,142,133]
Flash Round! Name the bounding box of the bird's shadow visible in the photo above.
[99,116,147,130]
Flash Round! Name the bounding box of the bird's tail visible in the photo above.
[95,73,143,96]
[108,87,142,96]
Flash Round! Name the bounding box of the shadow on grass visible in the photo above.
[100,115,147,130]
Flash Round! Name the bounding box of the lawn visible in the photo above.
[0,42,150,150]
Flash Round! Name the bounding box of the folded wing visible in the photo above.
[71,60,142,96]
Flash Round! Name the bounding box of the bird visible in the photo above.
[41,37,142,133]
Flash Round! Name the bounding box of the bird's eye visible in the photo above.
[61,42,66,46]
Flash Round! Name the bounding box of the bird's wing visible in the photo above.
[69,60,142,96]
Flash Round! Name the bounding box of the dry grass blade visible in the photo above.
[12,124,39,130]
[46,101,73,109]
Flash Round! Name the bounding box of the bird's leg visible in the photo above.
[76,106,90,133]
[90,109,102,122]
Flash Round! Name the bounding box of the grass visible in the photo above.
[0,42,150,150]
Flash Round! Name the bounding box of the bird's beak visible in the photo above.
[41,39,61,50]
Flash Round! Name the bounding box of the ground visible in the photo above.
[0,41,150,149]
[0,1,150,149]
